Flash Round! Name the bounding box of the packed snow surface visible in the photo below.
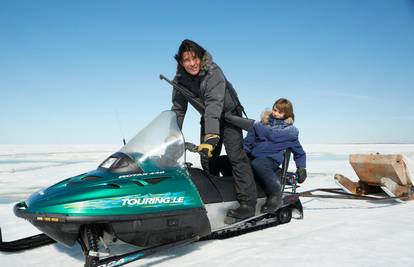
[1,144,414,266]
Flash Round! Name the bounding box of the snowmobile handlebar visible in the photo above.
[185,142,198,153]
[160,74,254,132]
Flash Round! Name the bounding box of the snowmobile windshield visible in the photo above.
[118,111,185,172]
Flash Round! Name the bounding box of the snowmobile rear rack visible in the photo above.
[0,227,55,252]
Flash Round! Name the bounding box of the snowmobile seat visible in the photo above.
[188,167,223,203]
[188,150,294,204]
[188,167,266,204]
[216,150,296,194]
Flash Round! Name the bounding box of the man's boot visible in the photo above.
[260,192,282,214]
[226,202,255,220]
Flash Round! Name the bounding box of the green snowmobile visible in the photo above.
[0,110,303,267]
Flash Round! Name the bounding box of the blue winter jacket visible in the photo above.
[243,117,306,168]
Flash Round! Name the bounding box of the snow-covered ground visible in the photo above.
[1,144,414,266]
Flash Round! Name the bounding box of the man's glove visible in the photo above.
[197,134,220,158]
[296,167,307,184]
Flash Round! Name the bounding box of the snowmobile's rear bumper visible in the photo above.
[14,202,211,247]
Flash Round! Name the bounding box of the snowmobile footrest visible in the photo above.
[88,235,200,267]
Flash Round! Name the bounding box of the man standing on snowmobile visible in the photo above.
[171,39,257,220]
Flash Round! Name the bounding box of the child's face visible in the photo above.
[272,107,285,119]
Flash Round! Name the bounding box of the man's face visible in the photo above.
[181,51,201,76]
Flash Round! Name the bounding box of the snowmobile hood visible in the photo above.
[18,111,203,217]
[21,167,202,217]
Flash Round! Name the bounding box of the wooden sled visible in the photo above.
[334,153,414,201]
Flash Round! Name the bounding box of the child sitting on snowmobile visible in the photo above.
[244,98,307,213]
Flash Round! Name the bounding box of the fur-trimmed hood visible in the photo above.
[260,108,294,125]
[176,52,214,77]
[172,49,241,135]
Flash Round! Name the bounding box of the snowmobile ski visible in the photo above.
[0,227,55,252]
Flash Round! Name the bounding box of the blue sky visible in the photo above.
[1,0,414,144]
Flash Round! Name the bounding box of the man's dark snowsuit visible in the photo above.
[171,51,257,206]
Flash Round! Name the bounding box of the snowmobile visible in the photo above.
[0,111,303,267]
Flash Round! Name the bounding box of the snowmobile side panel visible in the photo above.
[15,203,210,247]
[110,207,210,247]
